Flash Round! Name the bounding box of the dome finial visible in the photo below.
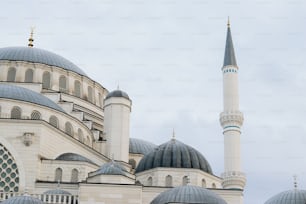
[28,26,35,47]
[293,174,298,189]
[172,128,175,140]
[227,16,230,27]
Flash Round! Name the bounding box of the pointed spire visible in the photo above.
[223,18,237,67]
[172,128,176,141]
[28,27,35,47]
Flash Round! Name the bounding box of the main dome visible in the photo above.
[135,138,213,174]
[151,185,227,204]
[0,47,87,76]
[264,189,306,204]
[0,84,65,112]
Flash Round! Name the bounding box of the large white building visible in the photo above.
[0,21,246,204]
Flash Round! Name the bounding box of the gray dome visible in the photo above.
[151,185,227,204]
[264,189,306,204]
[1,195,44,204]
[0,84,64,112]
[90,161,127,177]
[129,138,157,155]
[56,153,95,164]
[0,47,87,76]
[135,139,213,174]
[43,189,71,195]
[105,90,129,100]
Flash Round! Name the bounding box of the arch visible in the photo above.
[87,86,93,102]
[65,122,74,136]
[11,106,21,119]
[212,183,216,188]
[147,177,153,186]
[7,67,16,82]
[165,175,172,187]
[55,168,62,182]
[202,178,206,188]
[74,80,81,97]
[25,69,34,82]
[59,75,67,93]
[49,116,59,128]
[182,176,188,186]
[129,159,136,169]
[31,110,41,120]
[71,169,79,183]
[42,71,51,89]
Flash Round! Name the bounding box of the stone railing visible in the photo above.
[0,192,78,204]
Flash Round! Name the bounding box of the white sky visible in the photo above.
[2,0,306,203]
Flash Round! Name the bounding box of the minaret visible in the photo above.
[103,89,132,163]
[220,18,246,189]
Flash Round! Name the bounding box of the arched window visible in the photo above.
[202,179,206,188]
[147,177,152,186]
[25,69,34,82]
[65,122,73,136]
[129,159,136,169]
[165,175,172,187]
[49,116,59,128]
[31,111,41,120]
[74,80,81,97]
[87,86,93,102]
[42,71,51,89]
[55,168,62,182]
[7,67,16,82]
[212,183,216,188]
[182,176,188,186]
[78,129,84,142]
[71,169,78,183]
[11,106,21,119]
[59,76,67,93]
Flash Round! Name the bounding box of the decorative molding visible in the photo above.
[23,132,34,146]
[219,111,244,128]
[221,171,246,190]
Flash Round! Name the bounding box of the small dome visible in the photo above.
[90,161,127,177]
[43,189,71,195]
[0,84,64,112]
[105,90,129,100]
[129,138,157,155]
[151,185,227,204]
[264,189,306,204]
[1,195,44,204]
[55,153,95,164]
[135,139,213,174]
[0,47,87,76]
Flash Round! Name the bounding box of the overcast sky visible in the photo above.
[2,0,306,203]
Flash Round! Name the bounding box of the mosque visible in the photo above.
[0,19,303,204]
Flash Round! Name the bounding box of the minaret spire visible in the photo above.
[223,18,237,67]
[220,19,246,190]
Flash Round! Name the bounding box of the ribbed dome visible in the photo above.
[89,161,127,177]
[105,90,129,100]
[264,189,306,204]
[0,47,86,76]
[0,84,64,112]
[135,139,213,174]
[151,185,227,204]
[55,153,95,164]
[129,138,157,155]
[1,195,44,204]
[43,189,71,195]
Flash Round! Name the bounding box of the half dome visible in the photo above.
[0,47,87,76]
[129,138,157,155]
[0,84,64,112]
[55,153,94,164]
[89,161,127,177]
[135,138,213,174]
[264,189,306,204]
[151,185,227,204]
[1,195,44,204]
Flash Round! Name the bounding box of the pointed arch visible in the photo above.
[11,106,21,119]
[165,175,173,187]
[25,69,34,82]
[31,110,41,120]
[42,71,51,89]
[7,67,16,82]
[55,168,62,182]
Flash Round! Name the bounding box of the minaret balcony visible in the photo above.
[219,111,244,128]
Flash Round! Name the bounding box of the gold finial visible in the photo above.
[28,27,35,47]
[227,16,230,27]
[293,175,298,189]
